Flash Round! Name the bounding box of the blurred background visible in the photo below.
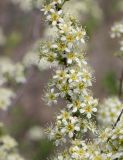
[0,0,123,159]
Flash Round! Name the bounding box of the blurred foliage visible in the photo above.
[84,16,100,37]
[111,0,123,13]
[102,71,118,95]
[20,137,54,160]
[32,139,54,160]
[9,106,37,138]
[8,106,54,160]
[5,31,22,54]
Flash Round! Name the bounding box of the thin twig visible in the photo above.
[112,69,123,129]
[112,108,123,129]
[107,69,123,142]
[118,70,123,98]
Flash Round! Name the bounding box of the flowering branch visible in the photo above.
[112,108,123,129]
[111,69,123,130]
[109,23,123,131]
[40,1,123,159]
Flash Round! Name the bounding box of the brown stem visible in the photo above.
[112,70,123,129]
[112,108,123,129]
[107,108,123,142]
[112,69,123,129]
[107,69,123,142]
[118,70,123,98]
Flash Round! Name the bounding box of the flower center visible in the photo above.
[67,53,75,59]
[51,13,59,21]
[66,34,74,42]
[67,124,74,131]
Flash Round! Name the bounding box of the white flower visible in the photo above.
[0,135,17,151]
[80,101,97,119]
[61,116,80,138]
[27,126,45,141]
[68,69,82,83]
[98,97,123,126]
[58,21,73,34]
[7,153,25,160]
[67,98,85,113]
[45,88,59,105]
[57,83,70,97]
[11,0,33,11]
[75,26,86,43]
[57,110,70,121]
[23,41,57,70]
[0,88,15,111]
[72,81,87,95]
[61,32,75,48]
[110,21,123,57]
[65,52,79,65]
[0,57,26,84]
[46,9,63,26]
[53,69,68,82]
[111,22,123,38]
[14,63,26,83]
[41,4,54,15]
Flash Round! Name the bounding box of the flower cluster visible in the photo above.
[0,57,26,158]
[41,0,98,121]
[97,124,123,159]
[41,0,99,157]
[109,121,123,156]
[49,110,81,146]
[97,96,123,159]
[0,57,26,85]
[23,40,57,71]
[111,22,123,38]
[53,139,113,160]
[111,21,123,57]
[41,0,123,160]
[62,0,102,21]
[98,97,123,126]
[43,0,102,41]
[52,124,123,159]
[11,0,44,11]
[0,135,25,160]
[48,109,98,146]
[6,153,25,160]
[0,88,15,111]
[27,126,45,141]
[0,124,25,160]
